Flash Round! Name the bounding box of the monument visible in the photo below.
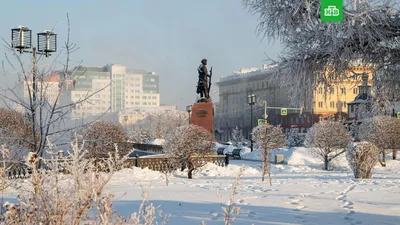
[191,59,214,134]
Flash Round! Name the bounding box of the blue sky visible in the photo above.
[0,0,282,109]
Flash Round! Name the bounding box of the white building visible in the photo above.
[59,64,160,120]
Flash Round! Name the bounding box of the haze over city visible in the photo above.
[0,0,282,109]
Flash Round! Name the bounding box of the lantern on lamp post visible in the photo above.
[37,30,57,57]
[11,26,32,53]
[186,105,192,124]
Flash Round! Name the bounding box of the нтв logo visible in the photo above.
[321,0,343,22]
[324,6,340,16]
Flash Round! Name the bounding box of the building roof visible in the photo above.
[42,74,60,82]
[217,65,277,86]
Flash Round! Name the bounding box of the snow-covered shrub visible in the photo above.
[286,128,304,148]
[231,126,245,147]
[305,121,352,170]
[77,121,130,160]
[358,116,400,166]
[252,124,285,184]
[346,142,380,179]
[164,125,215,179]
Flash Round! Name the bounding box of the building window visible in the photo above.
[135,84,140,87]
[330,87,334,94]
[318,87,323,94]
[318,101,323,108]
[353,88,357,94]
[135,102,140,105]
[341,88,346,94]
[152,96,156,99]
[330,101,335,108]
[143,102,147,105]
[135,90,140,93]
[152,102,156,105]
[343,101,347,108]
[135,96,140,99]
[142,96,147,99]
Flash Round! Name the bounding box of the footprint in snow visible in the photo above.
[209,211,221,220]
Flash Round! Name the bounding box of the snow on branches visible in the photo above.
[77,121,130,160]
[231,126,245,147]
[358,116,400,166]
[126,111,188,143]
[164,125,215,179]
[346,142,379,179]
[243,0,400,105]
[252,124,285,184]
[304,121,352,170]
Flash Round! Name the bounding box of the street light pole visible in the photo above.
[248,94,256,152]
[186,105,192,125]
[32,47,37,122]
[11,26,57,156]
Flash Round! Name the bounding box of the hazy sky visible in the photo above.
[0,0,282,110]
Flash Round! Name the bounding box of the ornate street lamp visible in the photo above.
[11,26,32,53]
[186,105,192,124]
[37,30,57,57]
[247,94,256,152]
[10,25,58,154]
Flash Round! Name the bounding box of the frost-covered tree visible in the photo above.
[164,125,215,179]
[252,124,285,184]
[346,142,380,179]
[231,126,245,147]
[286,128,303,148]
[78,121,130,160]
[126,111,188,143]
[359,116,399,166]
[0,108,37,161]
[0,14,110,157]
[243,0,400,106]
[305,121,352,170]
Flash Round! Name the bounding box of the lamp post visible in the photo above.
[248,94,256,152]
[186,105,192,124]
[11,26,57,153]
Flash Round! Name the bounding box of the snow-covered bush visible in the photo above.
[305,121,352,170]
[252,124,285,184]
[164,125,215,179]
[286,128,304,148]
[346,142,380,179]
[77,121,130,160]
[358,116,400,166]
[231,126,245,147]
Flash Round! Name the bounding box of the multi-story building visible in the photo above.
[313,66,374,119]
[59,64,160,120]
[215,65,295,141]
[215,64,373,142]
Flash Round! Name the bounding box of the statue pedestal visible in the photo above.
[190,102,214,134]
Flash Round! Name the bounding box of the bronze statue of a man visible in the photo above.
[197,58,211,99]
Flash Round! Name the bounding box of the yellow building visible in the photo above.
[313,66,374,118]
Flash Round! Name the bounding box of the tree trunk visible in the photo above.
[187,161,194,179]
[393,150,397,160]
[324,154,329,170]
[381,150,387,167]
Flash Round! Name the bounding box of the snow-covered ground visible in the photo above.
[105,147,400,225]
[3,147,400,224]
